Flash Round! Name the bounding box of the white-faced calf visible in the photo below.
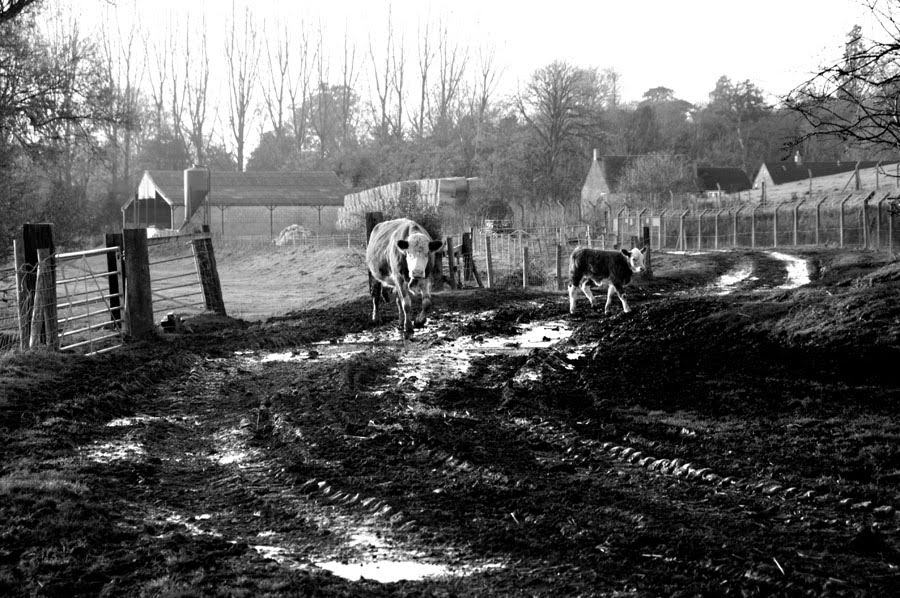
[568,246,647,314]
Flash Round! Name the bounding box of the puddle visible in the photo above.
[314,560,452,583]
[711,265,753,295]
[82,440,145,463]
[769,251,810,289]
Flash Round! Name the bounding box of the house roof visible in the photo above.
[695,167,752,192]
[131,170,349,208]
[759,160,900,185]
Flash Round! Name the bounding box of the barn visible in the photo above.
[753,153,900,200]
[123,169,349,239]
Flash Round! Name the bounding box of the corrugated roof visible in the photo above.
[136,170,349,207]
[760,160,900,185]
[696,167,752,192]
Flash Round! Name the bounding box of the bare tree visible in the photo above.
[367,5,399,142]
[286,18,314,157]
[184,13,212,166]
[224,2,260,172]
[430,18,467,144]
[98,1,144,192]
[261,19,290,143]
[311,22,331,161]
[412,17,433,138]
[786,3,900,158]
[338,24,359,151]
[0,0,38,23]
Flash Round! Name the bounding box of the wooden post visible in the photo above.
[839,194,853,248]
[461,232,473,282]
[21,224,55,349]
[14,239,27,349]
[485,235,494,288]
[365,212,384,293]
[29,247,59,349]
[643,226,653,277]
[556,244,564,290]
[122,228,156,340]
[106,233,124,327]
[522,246,529,288]
[446,236,456,290]
[192,225,226,315]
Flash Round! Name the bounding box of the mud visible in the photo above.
[1,248,899,597]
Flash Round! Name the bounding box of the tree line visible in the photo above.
[2,0,899,256]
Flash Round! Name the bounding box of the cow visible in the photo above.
[568,246,647,315]
[365,218,443,338]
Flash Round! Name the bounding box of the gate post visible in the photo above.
[365,212,384,293]
[20,224,57,350]
[192,225,226,315]
[122,228,156,340]
[485,236,494,288]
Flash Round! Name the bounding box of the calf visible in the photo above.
[366,218,443,337]
[568,246,647,314]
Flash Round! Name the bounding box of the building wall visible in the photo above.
[202,205,342,239]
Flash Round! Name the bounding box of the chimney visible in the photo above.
[794,150,802,166]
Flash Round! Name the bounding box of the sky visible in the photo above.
[74,0,880,107]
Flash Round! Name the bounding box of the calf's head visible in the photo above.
[397,233,443,286]
[621,246,648,273]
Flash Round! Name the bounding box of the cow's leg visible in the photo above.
[395,283,414,337]
[605,284,630,314]
[414,280,433,327]
[568,283,578,314]
[581,279,597,309]
[370,280,384,324]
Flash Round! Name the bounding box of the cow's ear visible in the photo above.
[428,240,443,252]
[640,246,648,254]
[397,240,409,251]
[620,248,630,257]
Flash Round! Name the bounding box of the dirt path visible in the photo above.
[2,247,899,597]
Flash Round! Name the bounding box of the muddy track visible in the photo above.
[3,248,899,597]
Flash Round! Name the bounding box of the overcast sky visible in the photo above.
[72,0,881,108]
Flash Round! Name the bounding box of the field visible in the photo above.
[1,244,900,596]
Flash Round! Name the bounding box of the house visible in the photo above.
[753,153,900,202]
[123,169,349,238]
[695,167,752,198]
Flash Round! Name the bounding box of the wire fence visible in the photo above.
[0,264,20,353]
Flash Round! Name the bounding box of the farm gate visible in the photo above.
[0,224,225,356]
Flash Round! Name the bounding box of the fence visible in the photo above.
[1,224,225,356]
[440,192,899,292]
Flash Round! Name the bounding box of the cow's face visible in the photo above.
[397,234,443,285]
[620,246,647,273]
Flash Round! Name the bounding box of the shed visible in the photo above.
[123,170,349,238]
[695,167,752,196]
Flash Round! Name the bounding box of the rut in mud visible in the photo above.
[1,248,899,597]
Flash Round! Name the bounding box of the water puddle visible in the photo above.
[769,251,810,289]
[82,439,145,463]
[711,265,753,295]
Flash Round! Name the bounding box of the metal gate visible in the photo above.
[55,246,124,355]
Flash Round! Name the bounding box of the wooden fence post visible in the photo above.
[192,225,226,315]
[122,228,156,340]
[446,236,456,290]
[365,212,384,293]
[461,232,473,282]
[522,246,529,288]
[21,224,56,350]
[485,236,494,288]
[556,244,564,290]
[29,247,59,350]
[643,226,653,277]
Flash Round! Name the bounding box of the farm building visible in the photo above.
[580,151,753,222]
[123,169,349,239]
[753,153,900,202]
[337,177,482,231]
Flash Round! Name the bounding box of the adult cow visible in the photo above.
[568,246,647,315]
[366,218,443,337]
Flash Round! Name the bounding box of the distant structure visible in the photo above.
[753,152,900,199]
[338,177,482,231]
[123,169,348,239]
